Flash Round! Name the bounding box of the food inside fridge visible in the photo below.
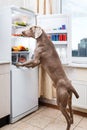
[18,55,27,63]
[12,34,23,36]
[11,6,36,65]
[12,14,30,37]
[12,51,29,64]
[12,45,29,51]
[14,21,27,26]
[12,45,29,64]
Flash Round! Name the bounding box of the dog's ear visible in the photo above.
[34,27,42,39]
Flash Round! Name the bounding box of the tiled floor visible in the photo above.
[0,106,87,130]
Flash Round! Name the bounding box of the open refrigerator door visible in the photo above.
[37,14,71,64]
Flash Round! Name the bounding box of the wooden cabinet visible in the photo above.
[0,64,10,118]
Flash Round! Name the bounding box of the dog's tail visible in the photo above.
[71,85,79,98]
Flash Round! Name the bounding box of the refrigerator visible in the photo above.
[0,6,71,123]
[10,6,39,123]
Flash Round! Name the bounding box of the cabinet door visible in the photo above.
[72,81,87,109]
[0,7,11,63]
[0,73,10,118]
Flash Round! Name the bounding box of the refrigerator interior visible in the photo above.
[10,6,38,123]
[37,14,71,64]
[11,6,36,59]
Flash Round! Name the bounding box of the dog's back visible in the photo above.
[37,30,79,99]
[37,31,66,81]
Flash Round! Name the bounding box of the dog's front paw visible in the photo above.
[15,63,24,67]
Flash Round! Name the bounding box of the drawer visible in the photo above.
[0,73,10,118]
[0,63,10,74]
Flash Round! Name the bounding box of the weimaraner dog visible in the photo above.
[16,26,79,130]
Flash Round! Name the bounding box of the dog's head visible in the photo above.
[22,26,43,39]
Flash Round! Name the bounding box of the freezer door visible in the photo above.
[11,67,38,118]
[0,7,11,63]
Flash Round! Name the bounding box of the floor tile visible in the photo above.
[43,122,66,130]
[73,114,83,125]
[35,107,61,119]
[0,120,23,130]
[77,117,87,129]
[51,116,75,130]
[0,106,87,130]
[74,126,86,130]
[1,122,42,130]
[1,124,12,130]
[49,112,83,130]
[20,111,38,122]
[14,122,42,130]
[25,113,54,129]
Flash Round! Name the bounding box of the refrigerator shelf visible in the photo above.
[53,41,68,45]
[11,35,30,39]
[12,24,29,28]
[11,6,35,16]
[46,30,67,34]
[12,51,29,54]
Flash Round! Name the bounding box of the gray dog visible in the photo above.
[16,26,79,130]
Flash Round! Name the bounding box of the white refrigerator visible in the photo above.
[10,6,39,123]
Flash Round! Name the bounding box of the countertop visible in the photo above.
[63,63,87,69]
[0,61,10,64]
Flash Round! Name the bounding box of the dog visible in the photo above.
[16,26,79,130]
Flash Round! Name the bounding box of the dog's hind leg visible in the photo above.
[59,104,71,130]
[56,81,71,130]
[67,92,73,124]
[56,96,71,130]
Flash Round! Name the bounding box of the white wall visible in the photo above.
[0,0,61,14]
[0,0,25,7]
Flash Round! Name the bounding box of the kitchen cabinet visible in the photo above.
[0,7,11,63]
[0,64,10,118]
[72,80,87,109]
[0,7,11,121]
[64,65,87,110]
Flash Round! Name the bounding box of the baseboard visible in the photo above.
[39,98,87,117]
[0,115,10,128]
